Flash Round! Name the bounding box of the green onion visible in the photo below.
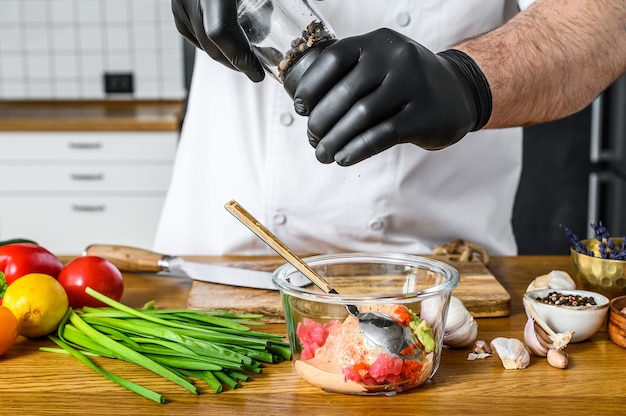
[213,370,240,389]
[48,335,165,404]
[43,287,291,403]
[68,309,199,394]
[178,369,223,394]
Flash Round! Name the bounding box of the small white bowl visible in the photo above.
[523,289,609,342]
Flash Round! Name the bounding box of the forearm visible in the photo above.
[456,0,626,129]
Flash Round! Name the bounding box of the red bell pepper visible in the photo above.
[0,243,63,302]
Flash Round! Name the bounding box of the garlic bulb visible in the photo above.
[526,270,576,293]
[523,318,549,357]
[490,337,530,370]
[420,296,478,348]
[443,296,478,348]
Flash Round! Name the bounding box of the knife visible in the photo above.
[83,244,311,290]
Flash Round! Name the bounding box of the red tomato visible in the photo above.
[0,305,18,356]
[0,243,63,285]
[57,256,124,308]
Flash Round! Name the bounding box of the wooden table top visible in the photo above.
[1,256,624,415]
[0,100,183,131]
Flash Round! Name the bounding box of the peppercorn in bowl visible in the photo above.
[523,289,609,342]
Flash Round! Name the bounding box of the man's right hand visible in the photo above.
[171,0,265,82]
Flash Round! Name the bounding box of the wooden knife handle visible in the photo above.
[83,244,164,273]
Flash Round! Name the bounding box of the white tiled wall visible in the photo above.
[0,0,186,100]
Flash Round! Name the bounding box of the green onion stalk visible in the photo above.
[43,287,291,403]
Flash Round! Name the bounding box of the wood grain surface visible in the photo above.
[186,255,511,322]
[2,256,625,416]
[0,100,183,131]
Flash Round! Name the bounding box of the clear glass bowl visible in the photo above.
[272,252,460,395]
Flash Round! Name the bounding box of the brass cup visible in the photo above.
[570,238,626,299]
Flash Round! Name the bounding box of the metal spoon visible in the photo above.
[224,199,419,357]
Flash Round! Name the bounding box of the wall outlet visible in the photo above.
[104,72,134,94]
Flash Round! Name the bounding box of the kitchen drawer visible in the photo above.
[0,131,177,162]
[0,165,173,192]
[0,195,166,255]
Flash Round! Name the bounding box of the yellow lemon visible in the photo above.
[3,273,69,338]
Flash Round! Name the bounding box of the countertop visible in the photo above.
[1,255,624,415]
[0,100,183,131]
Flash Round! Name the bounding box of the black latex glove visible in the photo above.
[171,0,266,82]
[293,28,492,165]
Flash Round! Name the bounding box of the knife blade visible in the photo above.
[83,244,311,290]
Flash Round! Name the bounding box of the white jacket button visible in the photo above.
[396,12,411,27]
[273,213,287,225]
[368,219,385,231]
[279,113,294,126]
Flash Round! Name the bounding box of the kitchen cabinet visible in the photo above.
[0,101,182,254]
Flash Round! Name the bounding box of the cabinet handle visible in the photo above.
[70,173,105,181]
[68,142,103,150]
[71,204,106,212]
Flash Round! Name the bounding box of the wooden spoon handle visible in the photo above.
[224,199,334,293]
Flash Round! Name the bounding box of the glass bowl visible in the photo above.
[272,252,460,395]
[570,239,626,299]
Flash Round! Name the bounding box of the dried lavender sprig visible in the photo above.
[561,225,582,249]
[576,241,594,256]
[561,224,594,256]
[563,222,626,259]
[615,238,626,260]
[591,221,626,259]
[591,221,610,241]
[607,238,619,258]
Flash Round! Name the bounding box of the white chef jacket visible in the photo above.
[154,0,531,257]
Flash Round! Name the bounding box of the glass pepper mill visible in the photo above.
[237,0,337,97]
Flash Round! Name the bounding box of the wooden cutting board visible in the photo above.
[186,256,511,323]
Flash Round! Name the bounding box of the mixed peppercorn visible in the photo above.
[277,20,334,81]
[534,291,598,307]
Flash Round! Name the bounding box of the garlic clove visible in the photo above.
[524,318,549,357]
[546,348,569,369]
[467,340,492,360]
[421,295,478,348]
[442,296,478,348]
[490,337,531,369]
[533,320,555,347]
[473,339,492,355]
[526,270,576,293]
[525,303,574,350]
[467,352,490,361]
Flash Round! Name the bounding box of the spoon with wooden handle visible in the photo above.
[224,199,419,358]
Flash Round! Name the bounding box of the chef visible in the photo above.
[153,0,601,257]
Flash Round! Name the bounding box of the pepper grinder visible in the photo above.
[237,0,337,98]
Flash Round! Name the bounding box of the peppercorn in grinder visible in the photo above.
[237,0,337,98]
